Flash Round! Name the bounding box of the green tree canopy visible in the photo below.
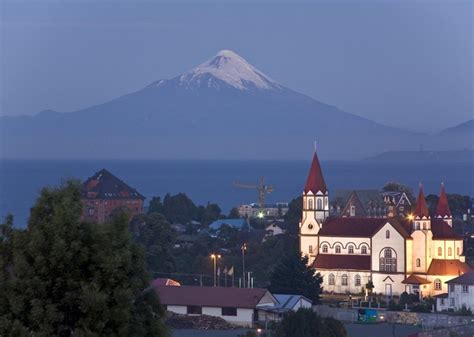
[275,308,346,337]
[269,251,322,304]
[0,181,168,336]
[284,196,302,235]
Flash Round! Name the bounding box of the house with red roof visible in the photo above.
[299,150,470,297]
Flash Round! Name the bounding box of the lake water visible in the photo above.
[1,159,473,228]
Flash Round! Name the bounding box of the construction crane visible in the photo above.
[233,177,274,210]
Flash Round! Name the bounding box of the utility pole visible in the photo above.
[241,243,247,288]
[210,254,221,287]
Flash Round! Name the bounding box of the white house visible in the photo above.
[300,150,471,297]
[436,271,474,312]
[258,294,312,322]
[154,285,277,327]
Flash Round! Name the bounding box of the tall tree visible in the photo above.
[284,196,302,235]
[269,251,322,303]
[0,181,168,336]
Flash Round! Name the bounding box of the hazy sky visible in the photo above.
[1,0,472,132]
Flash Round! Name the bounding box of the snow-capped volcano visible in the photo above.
[175,50,282,91]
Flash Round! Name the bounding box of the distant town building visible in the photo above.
[81,169,145,223]
[209,219,250,232]
[238,203,289,218]
[300,150,471,297]
[436,271,474,312]
[330,190,412,218]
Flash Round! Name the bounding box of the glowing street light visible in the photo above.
[407,213,414,221]
[241,243,247,288]
[210,254,221,287]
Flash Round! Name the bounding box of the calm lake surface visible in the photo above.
[1,159,472,227]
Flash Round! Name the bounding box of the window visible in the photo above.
[416,258,421,267]
[450,298,455,306]
[457,247,460,256]
[350,205,356,217]
[88,208,95,215]
[449,284,455,292]
[355,274,361,287]
[335,245,341,254]
[317,199,322,209]
[462,285,469,293]
[322,244,328,253]
[348,245,354,254]
[379,248,397,272]
[438,247,442,256]
[448,247,452,256]
[308,199,313,210]
[386,230,390,239]
[441,299,445,305]
[400,207,404,211]
[329,274,335,285]
[415,222,420,230]
[361,246,367,255]
[422,222,426,230]
[222,307,237,316]
[342,274,348,286]
[309,245,313,254]
[434,279,442,291]
[187,306,202,315]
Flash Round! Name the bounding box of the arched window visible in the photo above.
[335,245,341,254]
[434,279,442,291]
[322,244,328,253]
[308,199,313,210]
[361,245,368,255]
[328,274,335,285]
[380,248,397,272]
[416,258,421,267]
[438,247,442,256]
[342,274,348,286]
[317,198,322,210]
[423,222,427,230]
[448,247,452,256]
[355,274,361,287]
[348,245,354,254]
[309,245,313,254]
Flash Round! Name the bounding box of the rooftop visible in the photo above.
[427,259,471,276]
[81,169,144,200]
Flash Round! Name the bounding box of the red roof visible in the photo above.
[414,186,430,218]
[435,184,452,217]
[151,278,181,287]
[318,217,411,238]
[402,275,430,285]
[427,259,472,276]
[154,285,270,309]
[304,151,327,194]
[431,219,462,239]
[312,254,371,271]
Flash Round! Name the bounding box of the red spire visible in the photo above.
[414,184,430,218]
[436,183,452,217]
[304,151,327,194]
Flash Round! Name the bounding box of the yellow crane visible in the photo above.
[233,177,274,210]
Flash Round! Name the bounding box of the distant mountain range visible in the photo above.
[365,150,474,163]
[0,50,472,160]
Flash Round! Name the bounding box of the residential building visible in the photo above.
[258,294,312,322]
[436,271,474,312]
[209,219,250,232]
[300,150,471,297]
[238,203,289,218]
[81,169,144,223]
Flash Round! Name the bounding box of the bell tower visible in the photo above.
[410,185,433,273]
[435,183,452,227]
[299,150,329,265]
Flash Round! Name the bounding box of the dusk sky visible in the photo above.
[1,0,472,132]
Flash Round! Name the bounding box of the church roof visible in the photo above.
[427,259,471,276]
[304,151,327,194]
[402,275,431,285]
[312,254,370,271]
[318,217,412,238]
[435,184,452,218]
[82,169,144,200]
[414,186,430,218]
[431,219,462,240]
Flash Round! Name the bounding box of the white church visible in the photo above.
[299,151,471,297]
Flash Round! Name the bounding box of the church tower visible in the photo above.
[410,185,433,273]
[299,150,329,264]
[435,183,452,227]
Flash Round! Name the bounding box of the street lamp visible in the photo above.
[210,254,221,287]
[241,243,247,288]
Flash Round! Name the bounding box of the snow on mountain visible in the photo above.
[174,50,282,91]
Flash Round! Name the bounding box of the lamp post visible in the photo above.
[210,254,221,287]
[241,243,247,288]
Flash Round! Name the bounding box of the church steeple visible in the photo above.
[435,183,453,226]
[413,184,431,230]
[304,151,327,195]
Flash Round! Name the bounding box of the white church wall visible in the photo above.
[319,269,371,294]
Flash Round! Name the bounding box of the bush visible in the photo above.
[453,305,472,316]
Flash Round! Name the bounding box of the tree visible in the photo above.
[228,207,241,218]
[197,202,222,225]
[274,308,346,337]
[284,196,302,235]
[0,181,168,336]
[148,196,164,214]
[162,193,197,224]
[130,213,177,274]
[269,251,322,303]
